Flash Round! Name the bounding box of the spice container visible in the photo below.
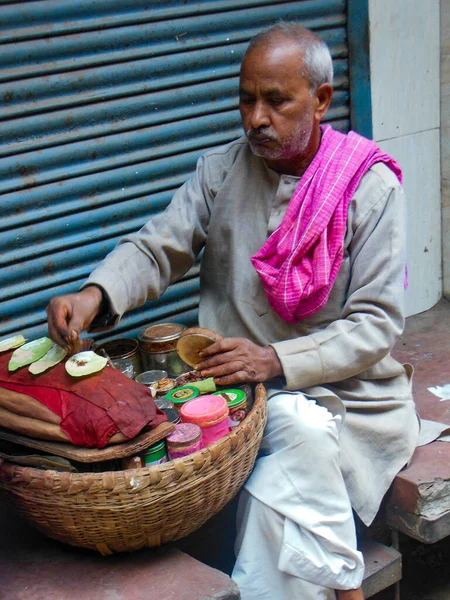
[154,397,175,410]
[161,407,181,425]
[153,377,176,397]
[166,385,200,412]
[213,389,248,428]
[138,323,190,377]
[95,338,142,378]
[135,370,168,386]
[142,441,168,467]
[166,423,202,460]
[180,395,229,447]
[111,359,135,378]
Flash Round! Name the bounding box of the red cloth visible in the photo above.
[0,381,117,447]
[251,125,403,322]
[0,352,166,448]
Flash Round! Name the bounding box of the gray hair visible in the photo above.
[246,22,334,90]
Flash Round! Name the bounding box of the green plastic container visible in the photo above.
[212,389,246,405]
[213,389,248,428]
[142,441,168,466]
[166,385,200,411]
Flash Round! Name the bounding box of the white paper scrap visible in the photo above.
[428,384,450,401]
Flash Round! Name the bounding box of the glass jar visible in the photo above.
[95,338,142,378]
[138,323,190,377]
[111,359,135,378]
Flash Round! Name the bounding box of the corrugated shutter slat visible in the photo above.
[0,0,349,341]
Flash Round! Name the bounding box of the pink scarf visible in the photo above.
[251,125,402,322]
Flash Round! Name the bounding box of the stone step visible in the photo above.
[361,539,402,598]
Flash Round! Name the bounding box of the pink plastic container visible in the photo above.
[166,423,202,459]
[180,395,229,447]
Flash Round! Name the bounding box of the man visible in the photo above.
[47,23,419,600]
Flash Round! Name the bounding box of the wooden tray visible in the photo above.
[0,421,174,463]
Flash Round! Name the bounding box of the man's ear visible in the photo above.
[314,83,333,122]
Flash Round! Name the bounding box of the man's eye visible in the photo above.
[269,98,285,106]
[240,97,254,105]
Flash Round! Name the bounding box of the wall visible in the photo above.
[369,0,442,316]
[442,0,450,299]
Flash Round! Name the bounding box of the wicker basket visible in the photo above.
[0,384,267,554]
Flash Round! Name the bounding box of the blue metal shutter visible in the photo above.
[0,0,350,342]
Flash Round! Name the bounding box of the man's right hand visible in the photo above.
[46,286,104,351]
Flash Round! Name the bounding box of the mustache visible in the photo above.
[246,128,279,142]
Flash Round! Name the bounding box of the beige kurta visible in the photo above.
[86,136,419,525]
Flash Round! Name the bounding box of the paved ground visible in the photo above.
[0,496,449,599]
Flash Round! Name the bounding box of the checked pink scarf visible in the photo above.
[251,125,403,323]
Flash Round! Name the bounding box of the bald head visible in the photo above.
[244,23,333,91]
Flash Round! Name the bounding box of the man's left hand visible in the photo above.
[195,337,283,386]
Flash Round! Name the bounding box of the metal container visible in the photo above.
[135,370,168,386]
[138,323,190,378]
[95,338,142,378]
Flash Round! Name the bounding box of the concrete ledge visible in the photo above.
[387,443,450,519]
[389,299,450,544]
[385,504,450,545]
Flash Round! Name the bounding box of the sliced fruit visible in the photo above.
[65,351,108,377]
[0,334,27,353]
[8,337,54,372]
[29,344,67,375]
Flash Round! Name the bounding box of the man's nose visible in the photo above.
[250,101,270,129]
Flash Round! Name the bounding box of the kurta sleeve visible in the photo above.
[84,154,215,323]
[271,167,407,390]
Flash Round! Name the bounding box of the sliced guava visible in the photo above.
[65,351,108,377]
[8,337,54,372]
[29,344,67,375]
[0,334,27,353]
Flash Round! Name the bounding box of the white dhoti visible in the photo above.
[232,392,365,600]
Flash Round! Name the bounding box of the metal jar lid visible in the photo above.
[138,323,187,353]
[162,407,181,424]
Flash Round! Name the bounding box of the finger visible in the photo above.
[67,312,89,339]
[214,371,248,386]
[200,360,246,379]
[47,322,69,349]
[199,338,239,358]
[66,331,82,355]
[195,346,246,372]
[46,302,72,348]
